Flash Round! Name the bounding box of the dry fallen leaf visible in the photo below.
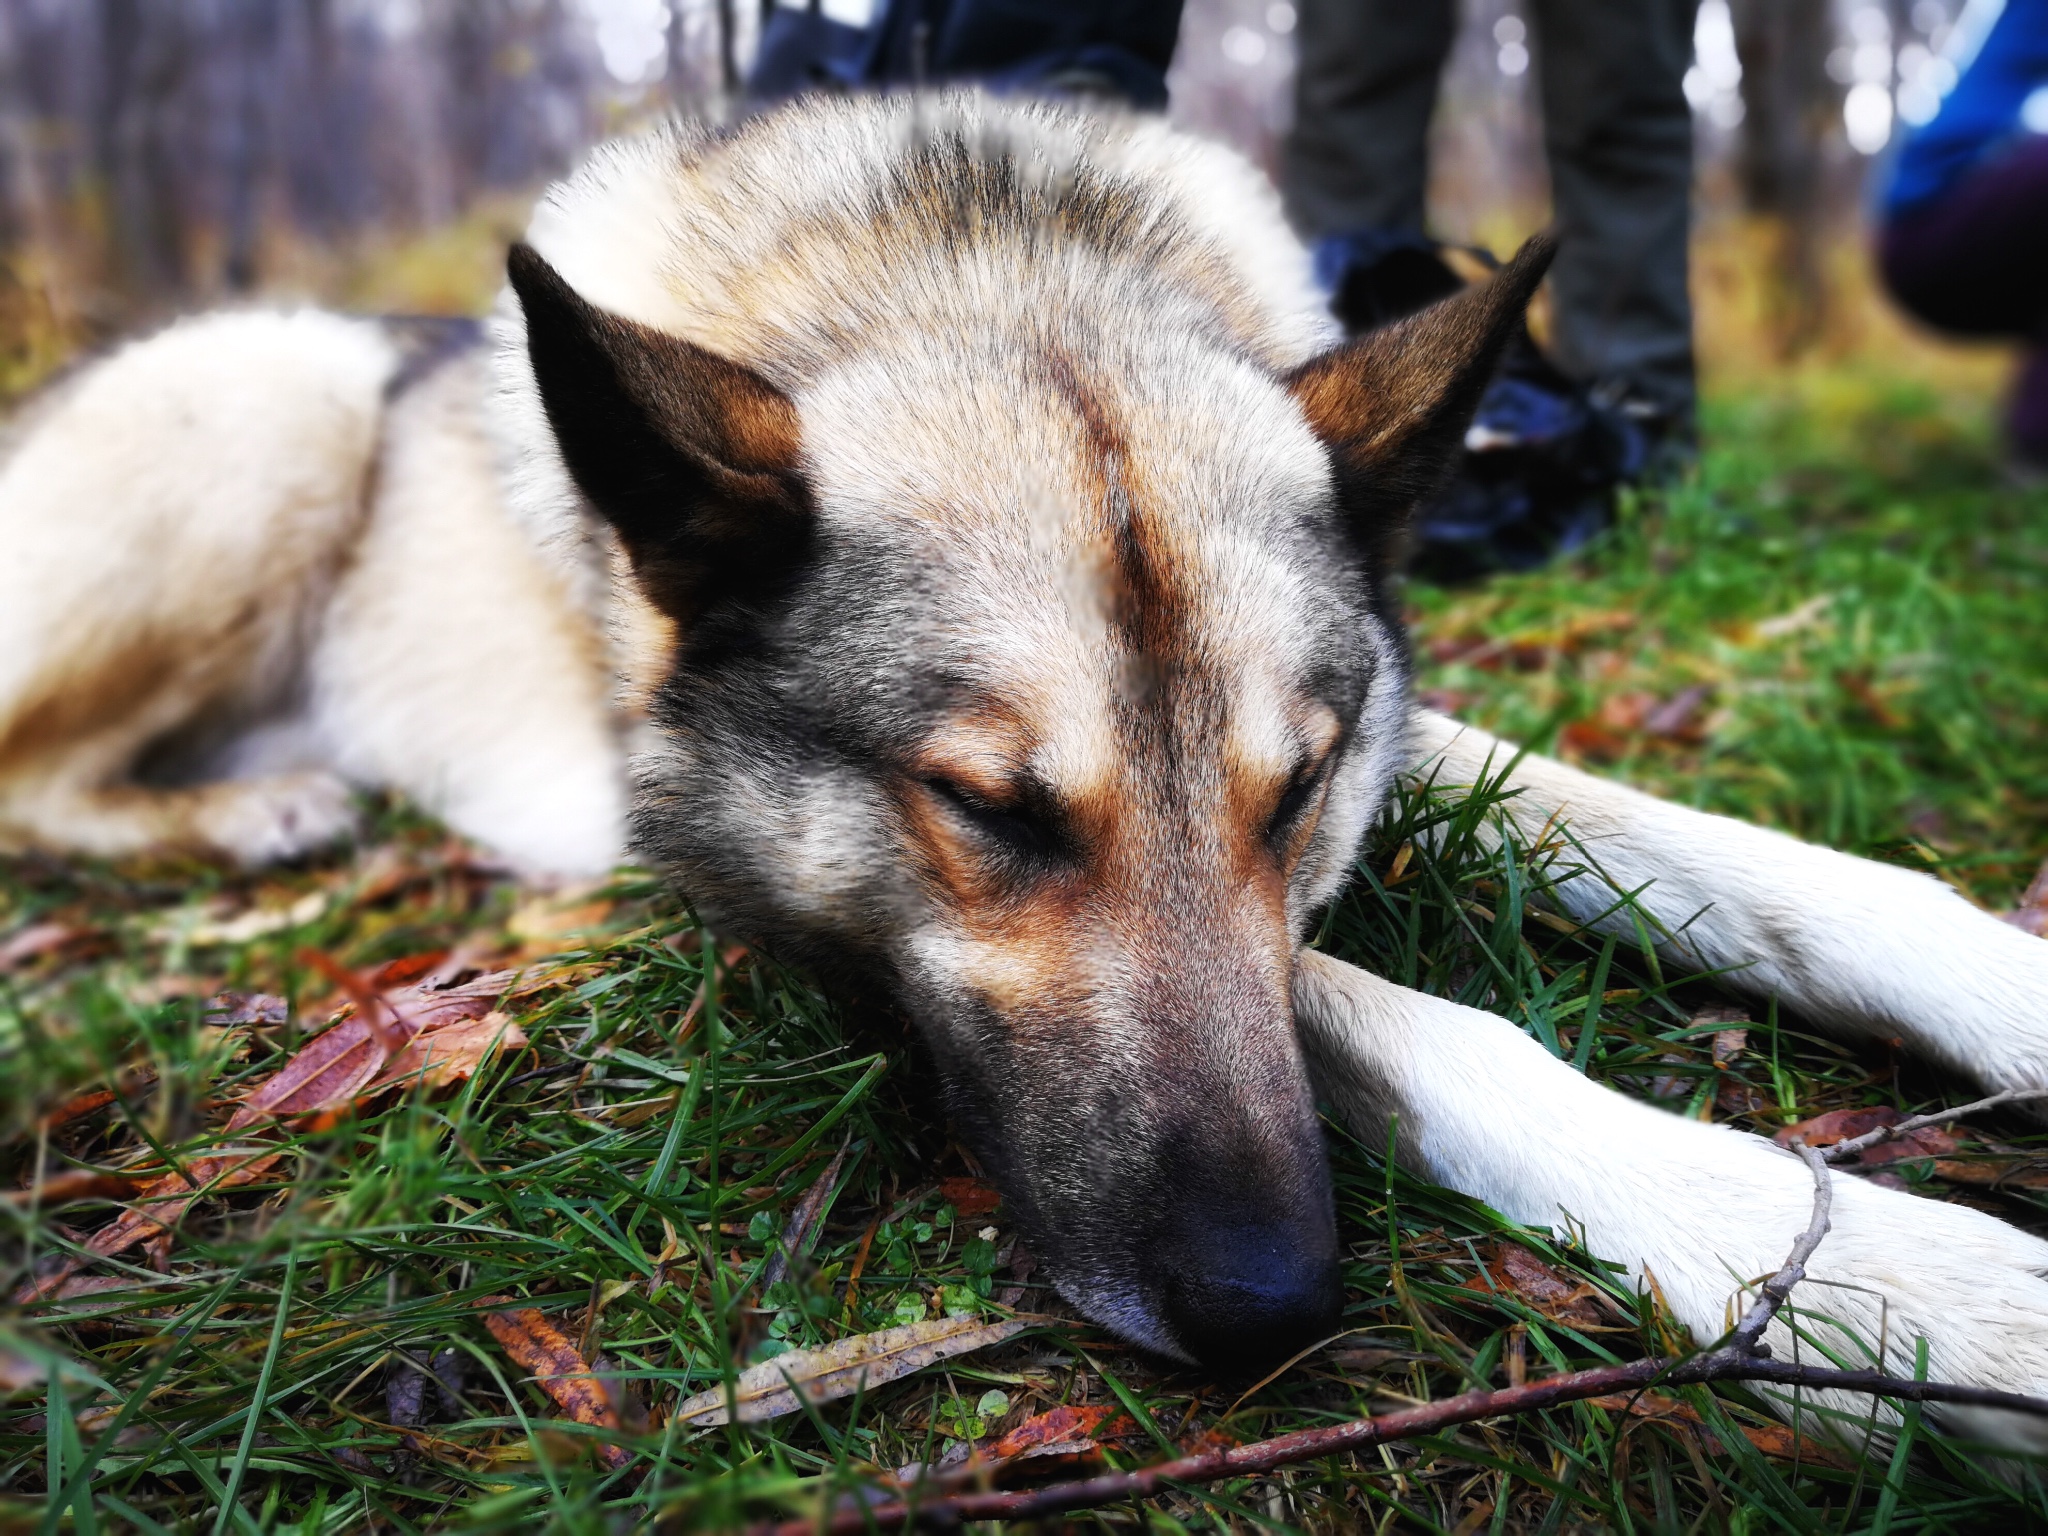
[1585,1391,1854,1467]
[228,967,518,1129]
[479,1302,630,1469]
[368,951,450,988]
[759,1142,853,1293]
[1466,1243,1612,1327]
[0,921,88,974]
[671,1315,1033,1429]
[15,971,521,1305]
[1776,1106,1958,1168]
[937,1176,1001,1220]
[1931,1156,2048,1190]
[361,1011,528,1097]
[37,1088,118,1133]
[226,1016,394,1129]
[12,1152,284,1305]
[981,1403,1136,1462]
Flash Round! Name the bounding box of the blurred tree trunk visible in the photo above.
[0,1,60,272]
[222,0,279,292]
[93,0,190,310]
[1729,0,1835,355]
[717,0,739,95]
[445,0,495,202]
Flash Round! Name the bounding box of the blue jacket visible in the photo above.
[1886,0,2048,213]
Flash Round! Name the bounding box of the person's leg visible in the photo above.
[1529,0,1700,435]
[1282,0,1458,241]
[1879,138,2048,469]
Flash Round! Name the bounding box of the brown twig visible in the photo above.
[1724,1140,1831,1356]
[1821,1087,2048,1165]
[757,1356,2048,1534]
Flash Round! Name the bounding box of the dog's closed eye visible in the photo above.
[923,777,1066,863]
[1268,755,1335,847]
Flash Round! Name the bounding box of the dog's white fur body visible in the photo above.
[0,314,625,873]
[4,94,2048,1447]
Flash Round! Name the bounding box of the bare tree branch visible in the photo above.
[1821,1088,2048,1165]
[1724,1139,1831,1356]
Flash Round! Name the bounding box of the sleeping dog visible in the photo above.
[6,92,2048,1446]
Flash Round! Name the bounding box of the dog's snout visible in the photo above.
[1156,1213,1342,1378]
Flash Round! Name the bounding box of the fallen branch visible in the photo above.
[755,1355,2048,1535]
[1724,1139,1830,1356]
[750,1135,2048,1534]
[1820,1087,2048,1165]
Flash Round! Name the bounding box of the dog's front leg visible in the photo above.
[1293,948,2048,1450]
[1410,709,2048,1094]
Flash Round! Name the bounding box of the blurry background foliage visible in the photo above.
[0,0,2016,406]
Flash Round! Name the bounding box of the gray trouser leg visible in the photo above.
[1530,0,1699,425]
[1282,0,1699,429]
[1281,0,1456,239]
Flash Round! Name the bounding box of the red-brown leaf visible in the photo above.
[938,1176,1001,1220]
[226,967,519,1129]
[361,1011,528,1097]
[1776,1106,1897,1147]
[1776,1106,1957,1166]
[1737,1420,1857,1467]
[38,1088,117,1132]
[226,1016,404,1130]
[479,1302,630,1469]
[983,1403,1135,1461]
[1467,1243,1610,1326]
[11,1152,282,1304]
[369,951,450,988]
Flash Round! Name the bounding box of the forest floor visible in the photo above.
[8,349,2048,1531]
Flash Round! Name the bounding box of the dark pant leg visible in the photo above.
[1879,138,2048,337]
[1281,0,1457,240]
[1881,138,2048,463]
[1529,0,1700,427]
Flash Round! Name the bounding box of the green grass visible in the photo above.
[6,378,2048,1532]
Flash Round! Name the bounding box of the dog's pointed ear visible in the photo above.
[1287,232,1555,559]
[508,241,811,624]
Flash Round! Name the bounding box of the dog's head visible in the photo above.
[509,225,1549,1375]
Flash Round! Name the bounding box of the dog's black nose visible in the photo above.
[1156,1219,1342,1378]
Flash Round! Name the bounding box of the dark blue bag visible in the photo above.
[1317,229,1651,584]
